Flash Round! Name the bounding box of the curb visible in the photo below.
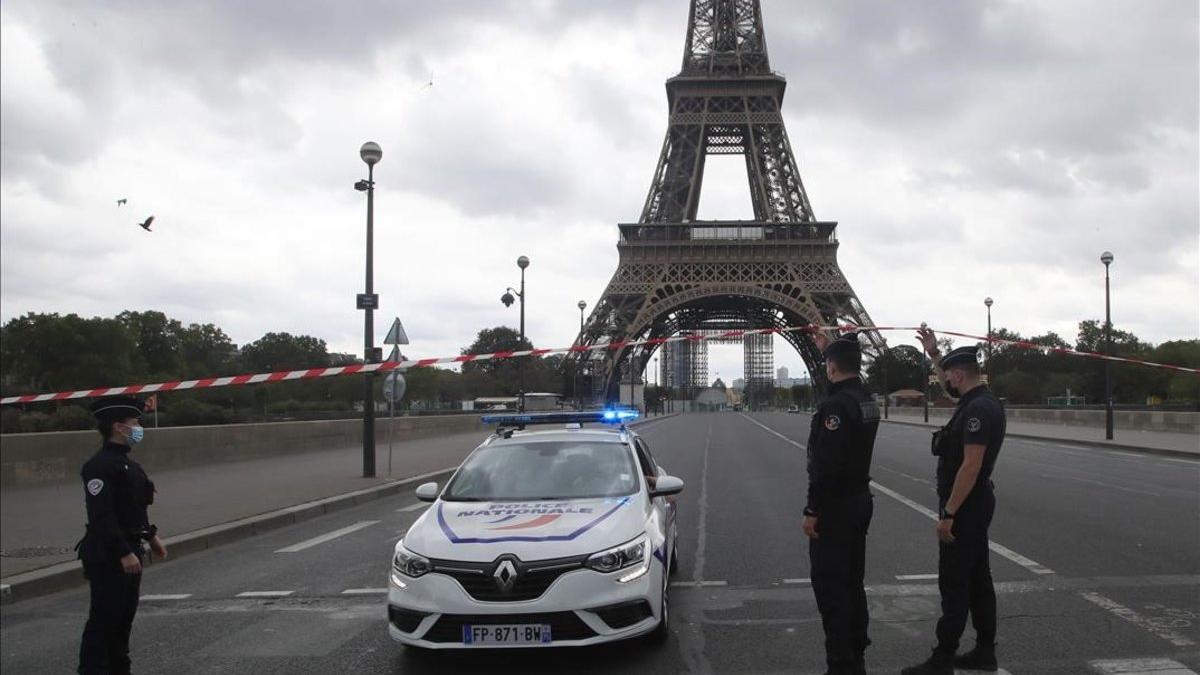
[879,417,1198,460]
[0,467,456,606]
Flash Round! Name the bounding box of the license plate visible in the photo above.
[461,623,552,645]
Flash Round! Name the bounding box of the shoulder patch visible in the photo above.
[87,478,104,496]
[824,415,841,431]
[966,417,982,433]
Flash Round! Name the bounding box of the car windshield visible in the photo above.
[442,440,640,501]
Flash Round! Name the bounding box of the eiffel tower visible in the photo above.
[575,0,880,405]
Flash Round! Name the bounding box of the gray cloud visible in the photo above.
[1,0,1195,387]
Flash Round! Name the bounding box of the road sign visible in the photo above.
[383,372,406,402]
[356,293,379,310]
[387,345,407,363]
[384,318,409,345]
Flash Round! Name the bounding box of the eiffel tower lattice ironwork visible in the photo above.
[573,0,881,406]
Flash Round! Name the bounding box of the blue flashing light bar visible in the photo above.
[482,409,640,427]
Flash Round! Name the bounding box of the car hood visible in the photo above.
[401,496,645,562]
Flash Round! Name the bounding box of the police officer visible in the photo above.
[803,331,880,675]
[77,395,167,675]
[903,328,1006,674]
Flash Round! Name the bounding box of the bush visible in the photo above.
[49,405,95,431]
[17,412,53,433]
[163,399,230,427]
[0,408,21,434]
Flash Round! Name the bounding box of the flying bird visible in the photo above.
[138,215,155,232]
[116,198,127,206]
[422,73,434,90]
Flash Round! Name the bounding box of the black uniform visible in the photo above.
[805,375,880,669]
[932,383,1005,655]
[77,398,155,675]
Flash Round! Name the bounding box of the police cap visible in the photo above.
[90,395,144,422]
[939,345,980,370]
[823,331,862,370]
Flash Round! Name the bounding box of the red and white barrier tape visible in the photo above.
[1,325,1195,405]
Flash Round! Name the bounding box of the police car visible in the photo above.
[387,410,683,649]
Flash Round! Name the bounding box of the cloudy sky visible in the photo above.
[2,0,1196,388]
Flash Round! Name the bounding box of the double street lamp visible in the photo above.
[500,256,530,412]
[1101,251,1114,440]
[356,141,382,478]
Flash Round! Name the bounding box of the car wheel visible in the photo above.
[647,569,670,645]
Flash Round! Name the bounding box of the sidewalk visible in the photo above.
[0,431,484,579]
[882,409,1199,456]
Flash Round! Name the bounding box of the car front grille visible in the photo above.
[423,611,597,643]
[429,554,589,602]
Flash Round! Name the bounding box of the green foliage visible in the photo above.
[49,405,95,431]
[865,344,926,393]
[162,399,231,427]
[240,332,329,372]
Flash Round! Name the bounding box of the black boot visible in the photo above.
[900,649,954,675]
[954,642,997,671]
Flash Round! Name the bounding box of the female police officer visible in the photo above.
[78,395,167,675]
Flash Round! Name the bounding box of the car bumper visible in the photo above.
[386,563,664,648]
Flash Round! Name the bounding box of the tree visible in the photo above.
[0,312,139,393]
[118,310,185,377]
[239,332,329,372]
[179,323,237,378]
[865,345,925,394]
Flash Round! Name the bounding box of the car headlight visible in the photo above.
[586,534,650,582]
[392,540,431,578]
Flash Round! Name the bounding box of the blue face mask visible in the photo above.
[125,425,145,446]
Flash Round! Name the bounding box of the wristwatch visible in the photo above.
[940,508,955,520]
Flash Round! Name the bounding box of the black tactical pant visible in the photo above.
[78,559,141,675]
[809,491,874,665]
[935,487,996,654]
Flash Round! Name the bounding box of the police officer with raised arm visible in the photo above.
[77,396,167,675]
[803,331,880,675]
[902,327,1006,674]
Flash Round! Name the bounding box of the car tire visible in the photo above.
[647,569,670,645]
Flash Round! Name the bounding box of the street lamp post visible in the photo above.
[923,349,930,423]
[577,300,587,410]
[1101,251,1114,440]
[984,297,994,381]
[356,141,382,478]
[501,256,530,412]
[881,340,889,420]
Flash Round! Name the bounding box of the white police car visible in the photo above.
[387,410,683,649]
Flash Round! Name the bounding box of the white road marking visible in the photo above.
[341,588,388,595]
[236,590,294,598]
[275,520,381,553]
[1090,658,1198,674]
[895,574,939,580]
[1037,472,1163,497]
[396,503,426,513]
[1090,658,1199,674]
[1079,591,1196,647]
[671,580,727,588]
[140,594,192,600]
[869,481,1056,575]
[781,578,811,584]
[739,414,1057,576]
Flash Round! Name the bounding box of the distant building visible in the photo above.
[731,377,746,390]
[776,366,789,383]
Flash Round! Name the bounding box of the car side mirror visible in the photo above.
[650,475,684,498]
[415,482,440,502]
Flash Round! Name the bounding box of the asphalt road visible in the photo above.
[2,412,1197,674]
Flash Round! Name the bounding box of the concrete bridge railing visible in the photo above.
[886,407,1199,433]
[0,415,488,488]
